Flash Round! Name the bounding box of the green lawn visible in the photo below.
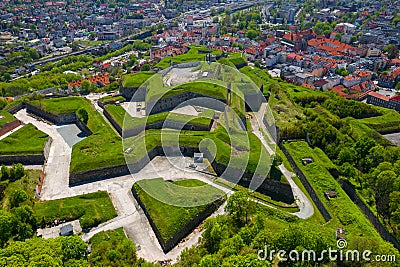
[154,48,206,69]
[358,107,400,133]
[124,127,273,178]
[133,178,225,243]
[284,141,384,241]
[146,81,227,102]
[0,110,16,128]
[29,97,125,174]
[122,71,155,88]
[99,95,125,104]
[104,104,213,130]
[34,191,117,228]
[0,124,49,156]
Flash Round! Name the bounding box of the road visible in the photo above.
[250,102,314,219]
[12,109,231,264]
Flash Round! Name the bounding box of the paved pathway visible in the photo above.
[249,103,314,219]
[279,164,314,219]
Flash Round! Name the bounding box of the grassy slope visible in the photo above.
[0,110,16,128]
[133,178,225,242]
[29,97,124,174]
[284,141,383,241]
[122,71,155,88]
[154,48,206,69]
[357,107,400,133]
[0,124,49,155]
[104,104,212,130]
[34,191,117,227]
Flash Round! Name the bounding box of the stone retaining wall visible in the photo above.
[26,103,76,124]
[0,120,23,137]
[0,154,45,165]
[279,143,332,222]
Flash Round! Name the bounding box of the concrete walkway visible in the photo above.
[249,103,314,219]
[279,164,314,219]
[15,109,72,201]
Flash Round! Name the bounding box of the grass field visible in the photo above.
[29,97,125,174]
[146,80,227,102]
[34,191,117,228]
[358,107,400,133]
[124,127,274,178]
[0,110,16,127]
[0,124,49,156]
[154,48,206,69]
[133,178,225,243]
[122,71,155,88]
[104,104,213,130]
[99,95,125,104]
[284,141,384,241]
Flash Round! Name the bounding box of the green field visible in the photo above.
[99,95,125,104]
[29,97,125,174]
[358,107,400,133]
[154,48,206,69]
[124,127,273,177]
[34,191,117,229]
[104,104,213,130]
[284,141,384,241]
[0,124,49,156]
[146,80,227,102]
[121,71,155,88]
[0,110,16,128]
[133,178,225,243]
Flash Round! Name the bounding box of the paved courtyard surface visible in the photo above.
[163,67,199,87]
[382,132,400,146]
[14,99,315,263]
[56,124,86,147]
[38,220,82,239]
[170,104,199,116]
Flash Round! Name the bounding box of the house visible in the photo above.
[314,79,330,91]
[59,224,73,236]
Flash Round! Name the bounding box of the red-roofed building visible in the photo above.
[366,91,400,112]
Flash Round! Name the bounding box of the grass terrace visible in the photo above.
[122,71,155,89]
[0,124,49,156]
[357,107,400,133]
[99,95,125,104]
[132,178,225,244]
[284,141,384,241]
[0,110,16,128]
[146,81,227,102]
[34,191,117,229]
[105,104,213,131]
[124,127,273,178]
[154,48,206,69]
[28,97,125,174]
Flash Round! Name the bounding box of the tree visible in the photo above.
[77,108,88,124]
[0,210,15,247]
[141,64,150,71]
[225,191,254,225]
[11,189,29,208]
[254,61,261,68]
[199,254,221,267]
[202,218,228,253]
[13,205,38,241]
[1,165,9,180]
[375,170,399,219]
[60,236,88,262]
[80,80,92,95]
[9,163,25,181]
[246,30,259,40]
